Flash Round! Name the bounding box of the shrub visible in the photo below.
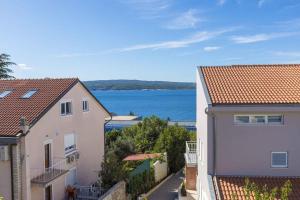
[244,178,292,200]
[181,182,187,196]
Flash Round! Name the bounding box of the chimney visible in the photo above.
[19,117,29,134]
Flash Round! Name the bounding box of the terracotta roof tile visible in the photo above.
[123,153,162,161]
[0,78,78,136]
[200,64,300,104]
[215,176,300,200]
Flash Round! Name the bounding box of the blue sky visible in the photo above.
[1,0,300,82]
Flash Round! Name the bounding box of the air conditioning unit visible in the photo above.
[67,154,76,164]
[0,146,9,161]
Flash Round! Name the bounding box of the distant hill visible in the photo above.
[83,80,195,90]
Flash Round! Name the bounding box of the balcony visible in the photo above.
[185,141,197,166]
[75,186,107,200]
[31,158,69,185]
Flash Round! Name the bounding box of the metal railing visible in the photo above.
[186,141,197,154]
[185,141,197,164]
[31,158,68,184]
[75,186,107,200]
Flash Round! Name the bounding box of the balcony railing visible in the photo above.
[75,186,107,200]
[31,158,69,185]
[185,141,197,165]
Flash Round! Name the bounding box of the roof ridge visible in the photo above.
[216,175,300,178]
[0,77,79,81]
[199,64,300,68]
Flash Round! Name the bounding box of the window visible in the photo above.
[234,115,283,125]
[82,100,89,112]
[235,116,249,124]
[272,152,288,168]
[61,101,72,115]
[21,89,37,98]
[65,168,77,186]
[0,90,12,98]
[64,134,76,154]
[268,115,283,124]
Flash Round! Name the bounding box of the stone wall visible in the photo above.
[99,181,126,200]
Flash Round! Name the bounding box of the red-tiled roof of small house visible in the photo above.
[123,153,162,161]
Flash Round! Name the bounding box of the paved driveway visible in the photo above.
[148,170,184,200]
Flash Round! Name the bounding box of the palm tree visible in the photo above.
[0,53,15,79]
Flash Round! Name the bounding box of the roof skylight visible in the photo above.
[21,89,37,99]
[0,90,12,98]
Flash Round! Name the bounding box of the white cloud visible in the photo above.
[17,64,32,70]
[166,9,203,30]
[273,51,300,57]
[258,0,267,7]
[275,18,300,29]
[203,46,221,52]
[121,0,172,19]
[217,0,226,6]
[118,28,234,52]
[231,32,299,44]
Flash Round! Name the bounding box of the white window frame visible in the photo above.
[21,89,37,99]
[60,100,73,116]
[271,152,288,168]
[82,99,89,112]
[0,90,12,98]
[234,114,283,125]
[64,133,77,155]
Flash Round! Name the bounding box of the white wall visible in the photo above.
[196,69,214,200]
[153,153,168,183]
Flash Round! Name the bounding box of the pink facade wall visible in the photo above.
[214,109,300,176]
[0,82,110,200]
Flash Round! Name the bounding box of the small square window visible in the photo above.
[271,152,288,168]
[82,100,89,112]
[61,101,72,115]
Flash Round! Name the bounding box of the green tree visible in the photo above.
[154,124,191,172]
[99,151,127,190]
[111,137,135,161]
[0,53,15,79]
[105,129,122,147]
[133,116,168,152]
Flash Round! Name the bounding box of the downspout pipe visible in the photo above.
[10,144,14,200]
[205,107,216,176]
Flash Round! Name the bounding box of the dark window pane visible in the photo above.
[268,116,282,123]
[61,103,65,115]
[235,116,249,123]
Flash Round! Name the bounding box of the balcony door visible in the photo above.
[44,143,52,169]
[45,185,52,200]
